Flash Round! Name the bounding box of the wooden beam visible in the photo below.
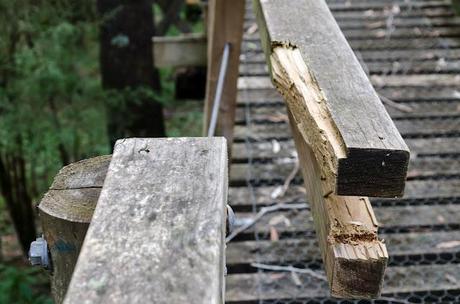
[204,0,245,150]
[64,138,228,304]
[287,108,387,299]
[254,0,410,197]
[39,155,110,303]
[152,33,207,68]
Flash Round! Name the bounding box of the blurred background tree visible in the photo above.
[0,0,204,302]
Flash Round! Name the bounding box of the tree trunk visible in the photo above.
[97,0,166,147]
[156,0,189,36]
[0,150,36,256]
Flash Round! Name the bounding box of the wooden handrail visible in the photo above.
[254,0,410,299]
[40,138,228,303]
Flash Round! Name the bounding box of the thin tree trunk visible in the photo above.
[156,0,189,36]
[0,149,36,256]
[97,0,166,147]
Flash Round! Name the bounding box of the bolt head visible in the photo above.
[226,205,236,235]
[29,237,49,269]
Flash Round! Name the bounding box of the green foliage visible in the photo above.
[0,264,52,304]
[0,197,8,235]
[165,101,203,137]
[0,0,108,196]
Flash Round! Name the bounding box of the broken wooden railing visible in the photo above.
[38,138,228,303]
[254,0,410,299]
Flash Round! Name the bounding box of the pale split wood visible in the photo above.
[270,47,346,196]
[64,138,228,304]
[225,264,460,302]
[287,108,387,299]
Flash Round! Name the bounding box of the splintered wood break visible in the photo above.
[270,46,346,196]
[287,108,387,299]
[254,0,409,198]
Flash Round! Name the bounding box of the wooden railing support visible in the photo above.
[39,156,110,303]
[63,138,228,303]
[204,0,245,150]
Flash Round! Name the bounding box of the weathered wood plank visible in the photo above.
[228,179,460,207]
[204,0,245,149]
[233,118,460,141]
[64,138,228,304]
[235,100,460,119]
[327,1,451,11]
[254,0,409,197]
[287,107,387,298]
[229,204,460,236]
[242,37,460,53]
[232,137,460,163]
[246,6,456,21]
[335,16,460,30]
[244,26,460,42]
[236,87,460,105]
[238,75,460,91]
[372,74,460,88]
[229,156,460,185]
[242,48,460,66]
[227,230,460,265]
[152,34,207,68]
[225,264,460,302]
[39,155,110,303]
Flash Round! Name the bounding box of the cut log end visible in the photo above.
[330,242,388,299]
[337,148,410,198]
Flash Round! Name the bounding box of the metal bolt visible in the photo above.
[29,236,50,269]
[226,205,236,235]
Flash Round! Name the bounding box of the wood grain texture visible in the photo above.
[204,0,245,150]
[287,108,387,299]
[39,155,110,303]
[253,0,410,197]
[64,138,228,304]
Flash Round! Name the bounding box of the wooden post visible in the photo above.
[39,155,111,303]
[203,0,245,150]
[64,138,228,304]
